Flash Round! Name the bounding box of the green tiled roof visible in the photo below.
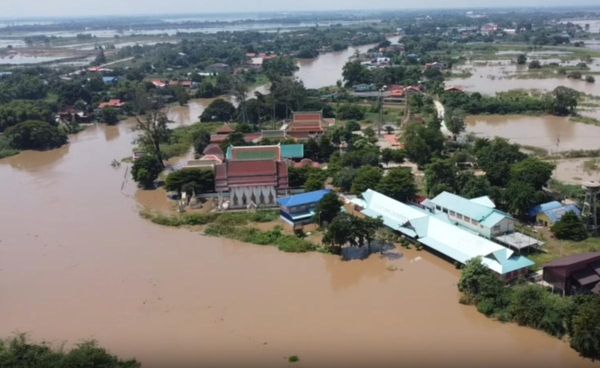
[281,144,304,159]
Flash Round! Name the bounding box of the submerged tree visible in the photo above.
[135,111,169,169]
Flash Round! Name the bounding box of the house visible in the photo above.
[424,191,514,238]
[278,189,332,228]
[98,99,125,109]
[206,63,230,74]
[102,76,119,85]
[152,80,167,89]
[543,253,600,296]
[216,124,235,135]
[529,201,582,226]
[285,111,333,140]
[425,62,446,71]
[215,145,290,209]
[360,189,534,279]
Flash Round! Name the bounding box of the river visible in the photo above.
[0,46,598,368]
[296,36,401,89]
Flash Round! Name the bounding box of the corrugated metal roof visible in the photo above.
[277,189,331,208]
[430,191,494,221]
[480,211,507,228]
[470,196,496,208]
[361,189,534,275]
[529,201,562,218]
[542,205,581,224]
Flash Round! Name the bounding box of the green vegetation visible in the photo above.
[205,224,317,253]
[164,169,214,195]
[315,192,342,226]
[376,167,417,202]
[141,209,279,227]
[4,120,67,150]
[323,213,383,253]
[131,155,163,188]
[288,355,300,363]
[0,335,140,368]
[200,99,236,122]
[458,258,600,359]
[551,212,588,241]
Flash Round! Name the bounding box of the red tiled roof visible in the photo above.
[98,99,125,109]
[210,134,230,143]
[216,124,235,134]
[203,143,224,157]
[215,159,288,191]
[243,133,262,144]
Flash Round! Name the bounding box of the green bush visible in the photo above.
[551,212,588,241]
[4,120,67,150]
[0,335,140,368]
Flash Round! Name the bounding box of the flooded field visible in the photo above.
[466,114,600,152]
[448,61,600,96]
[0,112,597,367]
[552,158,600,185]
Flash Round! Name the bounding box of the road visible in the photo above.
[434,99,453,138]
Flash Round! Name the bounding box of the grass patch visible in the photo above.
[140,209,279,227]
[288,355,300,363]
[159,122,222,159]
[547,179,586,200]
[529,235,600,268]
[570,114,600,127]
[205,224,317,253]
[583,158,600,172]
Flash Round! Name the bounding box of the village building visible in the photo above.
[529,201,582,227]
[543,253,600,296]
[98,99,125,109]
[102,76,119,85]
[359,189,534,279]
[278,189,331,228]
[215,145,291,209]
[285,111,334,140]
[424,191,514,238]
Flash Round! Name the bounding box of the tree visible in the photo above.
[376,167,416,202]
[131,155,163,188]
[101,108,120,125]
[337,104,365,120]
[351,166,382,195]
[192,129,211,155]
[509,284,547,328]
[403,122,444,167]
[570,296,600,359]
[352,215,384,253]
[475,138,526,187]
[550,212,588,241]
[425,158,458,196]
[165,169,214,195]
[231,76,248,124]
[551,86,579,116]
[200,98,236,122]
[504,180,537,218]
[323,213,353,251]
[304,171,326,191]
[135,111,169,169]
[517,54,527,65]
[445,109,465,137]
[510,158,555,191]
[94,49,107,65]
[315,192,342,226]
[0,335,140,368]
[528,60,542,69]
[4,120,67,150]
[342,60,370,87]
[458,258,505,303]
[459,174,492,199]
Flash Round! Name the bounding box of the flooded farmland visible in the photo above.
[466,114,600,152]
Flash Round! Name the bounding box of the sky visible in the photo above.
[1,0,599,19]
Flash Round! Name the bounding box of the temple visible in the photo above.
[285,111,332,140]
[215,145,290,209]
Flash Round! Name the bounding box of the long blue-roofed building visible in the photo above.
[360,189,534,279]
[278,189,332,229]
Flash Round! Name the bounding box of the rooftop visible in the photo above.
[278,189,331,208]
[430,191,495,221]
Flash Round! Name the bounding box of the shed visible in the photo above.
[543,252,600,295]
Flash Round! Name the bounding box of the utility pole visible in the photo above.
[378,85,386,137]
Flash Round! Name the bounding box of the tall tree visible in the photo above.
[315,192,342,226]
[376,167,417,202]
[135,111,170,169]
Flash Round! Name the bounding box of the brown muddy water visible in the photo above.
[552,158,600,185]
[448,61,600,96]
[466,114,600,152]
[0,119,597,367]
[296,36,400,89]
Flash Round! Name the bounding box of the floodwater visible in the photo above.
[466,114,600,152]
[296,36,400,89]
[552,158,600,185]
[448,61,600,96]
[0,117,597,367]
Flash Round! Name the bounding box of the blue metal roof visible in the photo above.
[281,144,304,159]
[528,201,562,218]
[430,191,494,221]
[543,205,581,224]
[277,189,331,208]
